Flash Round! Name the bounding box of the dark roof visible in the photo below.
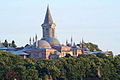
[44,5,53,24]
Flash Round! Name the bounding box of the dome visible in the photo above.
[33,40,51,49]
[72,45,79,49]
[72,43,79,49]
[41,37,60,47]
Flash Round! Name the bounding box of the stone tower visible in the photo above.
[41,5,60,47]
[41,5,56,38]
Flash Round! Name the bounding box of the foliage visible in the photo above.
[5,69,19,80]
[2,40,17,48]
[0,50,120,80]
[11,40,17,48]
[85,42,101,52]
[2,40,8,47]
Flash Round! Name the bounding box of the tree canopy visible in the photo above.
[1,40,17,48]
[0,50,120,80]
[85,42,101,52]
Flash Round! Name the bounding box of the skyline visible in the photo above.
[0,0,120,55]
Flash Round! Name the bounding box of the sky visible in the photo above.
[0,0,120,55]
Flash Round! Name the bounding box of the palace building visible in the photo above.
[2,6,109,59]
[21,6,89,59]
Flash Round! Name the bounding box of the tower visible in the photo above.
[41,5,56,38]
[41,5,60,47]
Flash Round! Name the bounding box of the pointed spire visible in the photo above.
[79,41,82,47]
[35,34,38,48]
[82,38,85,44]
[29,37,31,45]
[73,42,76,46]
[33,37,34,44]
[66,39,68,46]
[44,5,53,24]
[81,38,86,48]
[35,34,38,41]
[72,42,78,48]
[71,36,73,46]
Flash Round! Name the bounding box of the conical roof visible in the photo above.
[44,5,53,24]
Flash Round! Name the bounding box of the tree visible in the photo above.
[96,53,107,59]
[85,42,101,52]
[3,40,8,47]
[5,70,19,80]
[11,40,17,48]
[0,50,120,80]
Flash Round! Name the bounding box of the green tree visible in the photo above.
[96,53,107,59]
[0,50,120,80]
[11,40,17,48]
[85,42,101,52]
[3,40,8,47]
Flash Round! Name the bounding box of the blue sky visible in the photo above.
[0,0,120,55]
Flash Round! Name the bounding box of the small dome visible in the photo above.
[41,37,60,47]
[72,43,79,49]
[34,40,51,48]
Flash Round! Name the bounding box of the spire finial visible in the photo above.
[73,42,76,46]
[35,34,37,41]
[81,37,86,48]
[81,37,85,43]
[29,37,31,45]
[71,36,73,46]
[35,34,38,48]
[33,37,34,43]
[66,39,68,46]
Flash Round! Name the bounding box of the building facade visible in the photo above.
[23,6,87,59]
[1,6,112,59]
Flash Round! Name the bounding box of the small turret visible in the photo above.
[66,39,68,46]
[29,37,31,45]
[33,37,35,44]
[71,37,73,46]
[35,34,38,41]
[35,34,38,48]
